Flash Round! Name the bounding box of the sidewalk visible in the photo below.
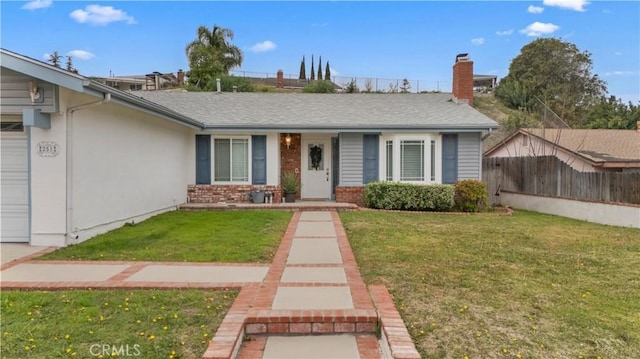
[0,211,419,359]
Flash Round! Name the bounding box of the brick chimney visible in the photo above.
[276,69,284,89]
[177,69,184,85]
[452,53,474,106]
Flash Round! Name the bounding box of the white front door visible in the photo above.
[301,137,331,199]
[1,120,30,243]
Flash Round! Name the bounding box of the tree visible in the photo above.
[498,38,606,127]
[310,55,315,80]
[325,61,331,81]
[299,56,306,80]
[345,79,359,93]
[48,51,61,68]
[584,96,640,129]
[65,56,78,74]
[400,78,411,93]
[185,25,243,89]
[317,56,323,80]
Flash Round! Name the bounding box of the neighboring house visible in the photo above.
[0,48,497,247]
[473,74,498,93]
[484,128,640,172]
[92,71,184,91]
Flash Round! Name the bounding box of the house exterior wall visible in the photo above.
[67,90,191,244]
[458,132,482,180]
[0,68,58,114]
[29,109,67,246]
[339,133,364,186]
[487,133,598,172]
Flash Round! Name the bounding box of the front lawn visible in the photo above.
[40,211,292,263]
[0,289,236,359]
[341,210,640,359]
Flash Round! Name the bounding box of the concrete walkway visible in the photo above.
[0,211,419,359]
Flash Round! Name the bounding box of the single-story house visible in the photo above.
[1,49,497,246]
[484,128,640,172]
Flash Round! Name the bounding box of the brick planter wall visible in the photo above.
[188,185,282,204]
[335,186,365,206]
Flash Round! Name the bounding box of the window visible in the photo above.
[385,140,393,181]
[214,138,248,182]
[430,140,436,181]
[0,122,24,132]
[400,140,424,181]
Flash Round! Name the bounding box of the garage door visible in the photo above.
[1,119,29,242]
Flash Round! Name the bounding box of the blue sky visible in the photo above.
[2,1,639,102]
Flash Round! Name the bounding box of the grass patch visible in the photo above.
[0,289,236,358]
[40,211,292,263]
[341,210,640,359]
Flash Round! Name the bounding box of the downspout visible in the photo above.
[65,93,111,243]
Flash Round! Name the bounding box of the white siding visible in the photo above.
[458,132,481,180]
[340,133,363,186]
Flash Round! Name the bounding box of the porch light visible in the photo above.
[285,133,292,149]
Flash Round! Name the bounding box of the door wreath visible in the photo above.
[310,145,323,170]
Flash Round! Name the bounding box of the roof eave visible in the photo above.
[202,124,498,133]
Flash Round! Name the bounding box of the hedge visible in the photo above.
[364,182,455,211]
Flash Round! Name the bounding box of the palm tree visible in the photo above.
[48,51,62,68]
[185,25,243,88]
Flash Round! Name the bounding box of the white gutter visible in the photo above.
[64,93,111,243]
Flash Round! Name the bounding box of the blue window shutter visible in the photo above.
[363,134,379,184]
[195,135,211,184]
[442,134,458,184]
[252,135,267,185]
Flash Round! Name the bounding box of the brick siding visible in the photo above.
[335,186,365,206]
[188,185,282,204]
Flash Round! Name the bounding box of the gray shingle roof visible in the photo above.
[134,91,498,131]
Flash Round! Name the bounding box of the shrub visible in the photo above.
[303,80,335,93]
[364,182,455,211]
[454,180,489,212]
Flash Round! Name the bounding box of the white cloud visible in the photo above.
[604,70,637,76]
[22,0,52,10]
[70,5,136,25]
[527,5,545,13]
[602,9,611,14]
[543,0,589,12]
[520,22,560,36]
[614,51,622,56]
[248,40,277,53]
[471,38,485,45]
[67,50,95,60]
[496,29,514,36]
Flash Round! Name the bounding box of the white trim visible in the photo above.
[379,133,442,184]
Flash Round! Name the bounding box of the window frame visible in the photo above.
[380,134,441,184]
[212,136,251,183]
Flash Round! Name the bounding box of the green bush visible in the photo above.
[364,182,455,211]
[303,80,335,93]
[454,180,489,212]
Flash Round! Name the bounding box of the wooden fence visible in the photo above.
[482,156,640,205]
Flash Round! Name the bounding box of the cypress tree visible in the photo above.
[310,55,315,80]
[325,61,331,81]
[317,56,323,80]
[299,56,306,80]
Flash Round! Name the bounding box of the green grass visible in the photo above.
[39,211,292,263]
[340,210,640,359]
[0,289,236,359]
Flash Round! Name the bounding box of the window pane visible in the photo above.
[214,139,230,181]
[386,141,393,181]
[430,140,436,181]
[231,139,248,181]
[400,140,424,181]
